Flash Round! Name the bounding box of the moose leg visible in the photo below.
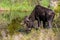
[47,15,54,28]
[38,20,41,27]
[36,17,41,27]
[47,21,52,28]
[36,17,41,30]
[35,21,41,30]
[43,21,46,28]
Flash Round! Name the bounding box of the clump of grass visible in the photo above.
[7,16,23,35]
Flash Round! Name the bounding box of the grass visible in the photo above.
[0,0,50,11]
[0,28,59,40]
[0,0,60,40]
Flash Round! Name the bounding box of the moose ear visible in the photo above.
[26,18,30,21]
[24,16,30,21]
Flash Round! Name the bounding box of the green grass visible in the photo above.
[41,0,50,7]
[0,0,50,11]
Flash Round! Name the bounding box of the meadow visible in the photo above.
[0,0,60,40]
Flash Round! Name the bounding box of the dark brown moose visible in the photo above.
[24,5,55,31]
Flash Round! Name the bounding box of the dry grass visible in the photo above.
[0,28,60,40]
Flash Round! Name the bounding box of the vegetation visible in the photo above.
[0,0,60,40]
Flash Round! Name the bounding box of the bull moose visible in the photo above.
[24,5,55,31]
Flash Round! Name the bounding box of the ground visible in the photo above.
[0,28,60,40]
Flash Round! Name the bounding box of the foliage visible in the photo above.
[53,1,60,28]
[7,17,22,35]
[0,0,60,35]
[54,1,60,13]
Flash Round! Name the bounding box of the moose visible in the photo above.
[24,5,55,31]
